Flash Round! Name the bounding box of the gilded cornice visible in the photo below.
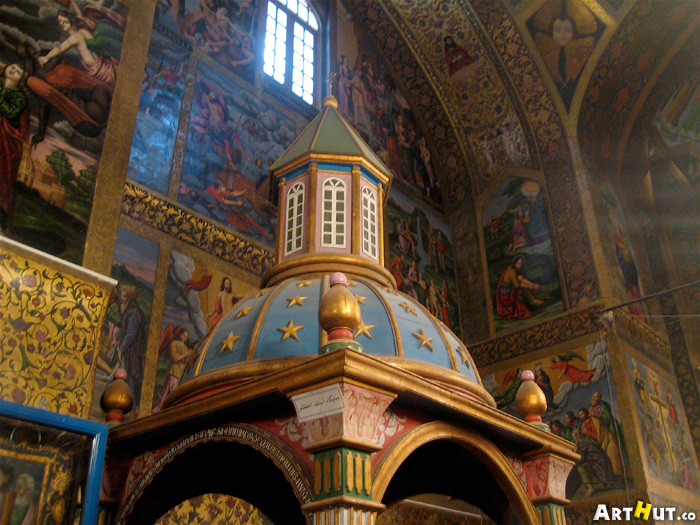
[469,306,602,368]
[608,309,673,370]
[121,183,275,276]
[108,348,570,458]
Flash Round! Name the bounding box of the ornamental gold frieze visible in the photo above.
[121,183,275,276]
[469,307,601,368]
[0,238,116,418]
[608,309,672,371]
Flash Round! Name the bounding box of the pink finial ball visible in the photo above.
[521,370,535,381]
[330,272,347,286]
[114,368,128,380]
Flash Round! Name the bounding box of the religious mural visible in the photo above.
[481,177,562,333]
[335,2,442,207]
[127,22,190,195]
[527,0,603,111]
[177,61,296,249]
[484,341,633,501]
[386,191,459,336]
[153,0,258,83]
[155,494,272,524]
[0,0,127,264]
[91,227,158,420]
[383,0,533,194]
[599,183,647,322]
[628,354,699,491]
[654,57,700,148]
[152,249,253,411]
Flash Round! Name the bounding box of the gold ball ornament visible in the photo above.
[100,368,134,423]
[514,370,548,425]
[318,272,361,341]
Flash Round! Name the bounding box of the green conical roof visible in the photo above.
[270,96,392,180]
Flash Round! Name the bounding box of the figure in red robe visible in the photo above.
[0,63,29,232]
[550,352,596,383]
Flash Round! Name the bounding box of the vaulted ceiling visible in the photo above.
[344,0,700,200]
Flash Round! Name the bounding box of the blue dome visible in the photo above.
[178,276,482,391]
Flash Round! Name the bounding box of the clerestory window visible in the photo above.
[263,0,319,105]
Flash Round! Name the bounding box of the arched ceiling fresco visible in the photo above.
[578,0,700,178]
[344,0,700,199]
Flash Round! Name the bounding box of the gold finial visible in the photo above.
[514,370,549,431]
[318,272,361,341]
[100,368,134,424]
[323,95,339,108]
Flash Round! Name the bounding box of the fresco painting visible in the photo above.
[0,0,127,264]
[91,227,158,420]
[527,0,603,110]
[336,2,442,207]
[386,191,459,336]
[152,249,253,412]
[153,0,258,83]
[654,64,700,148]
[484,341,633,500]
[627,355,699,491]
[178,61,296,248]
[482,177,563,333]
[155,493,272,524]
[600,184,647,323]
[127,23,190,195]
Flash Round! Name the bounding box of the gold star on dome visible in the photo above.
[384,287,396,295]
[236,306,254,319]
[354,294,366,305]
[399,303,417,315]
[355,319,376,339]
[347,280,357,287]
[256,289,269,298]
[456,346,470,366]
[287,295,307,307]
[220,331,241,353]
[278,320,304,341]
[413,329,433,351]
[297,280,313,288]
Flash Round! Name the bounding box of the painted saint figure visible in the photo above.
[208,277,240,328]
[550,352,596,383]
[0,63,29,232]
[115,285,148,413]
[533,0,597,107]
[38,2,124,88]
[443,36,478,81]
[496,255,543,320]
[8,473,37,525]
[154,326,197,411]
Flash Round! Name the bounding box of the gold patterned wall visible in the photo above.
[0,238,116,418]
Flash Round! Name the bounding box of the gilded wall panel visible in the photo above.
[0,238,115,418]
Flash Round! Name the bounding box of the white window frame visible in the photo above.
[361,187,378,260]
[263,0,319,105]
[285,182,305,255]
[321,178,346,248]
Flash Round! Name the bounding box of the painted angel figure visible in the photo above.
[550,352,596,383]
